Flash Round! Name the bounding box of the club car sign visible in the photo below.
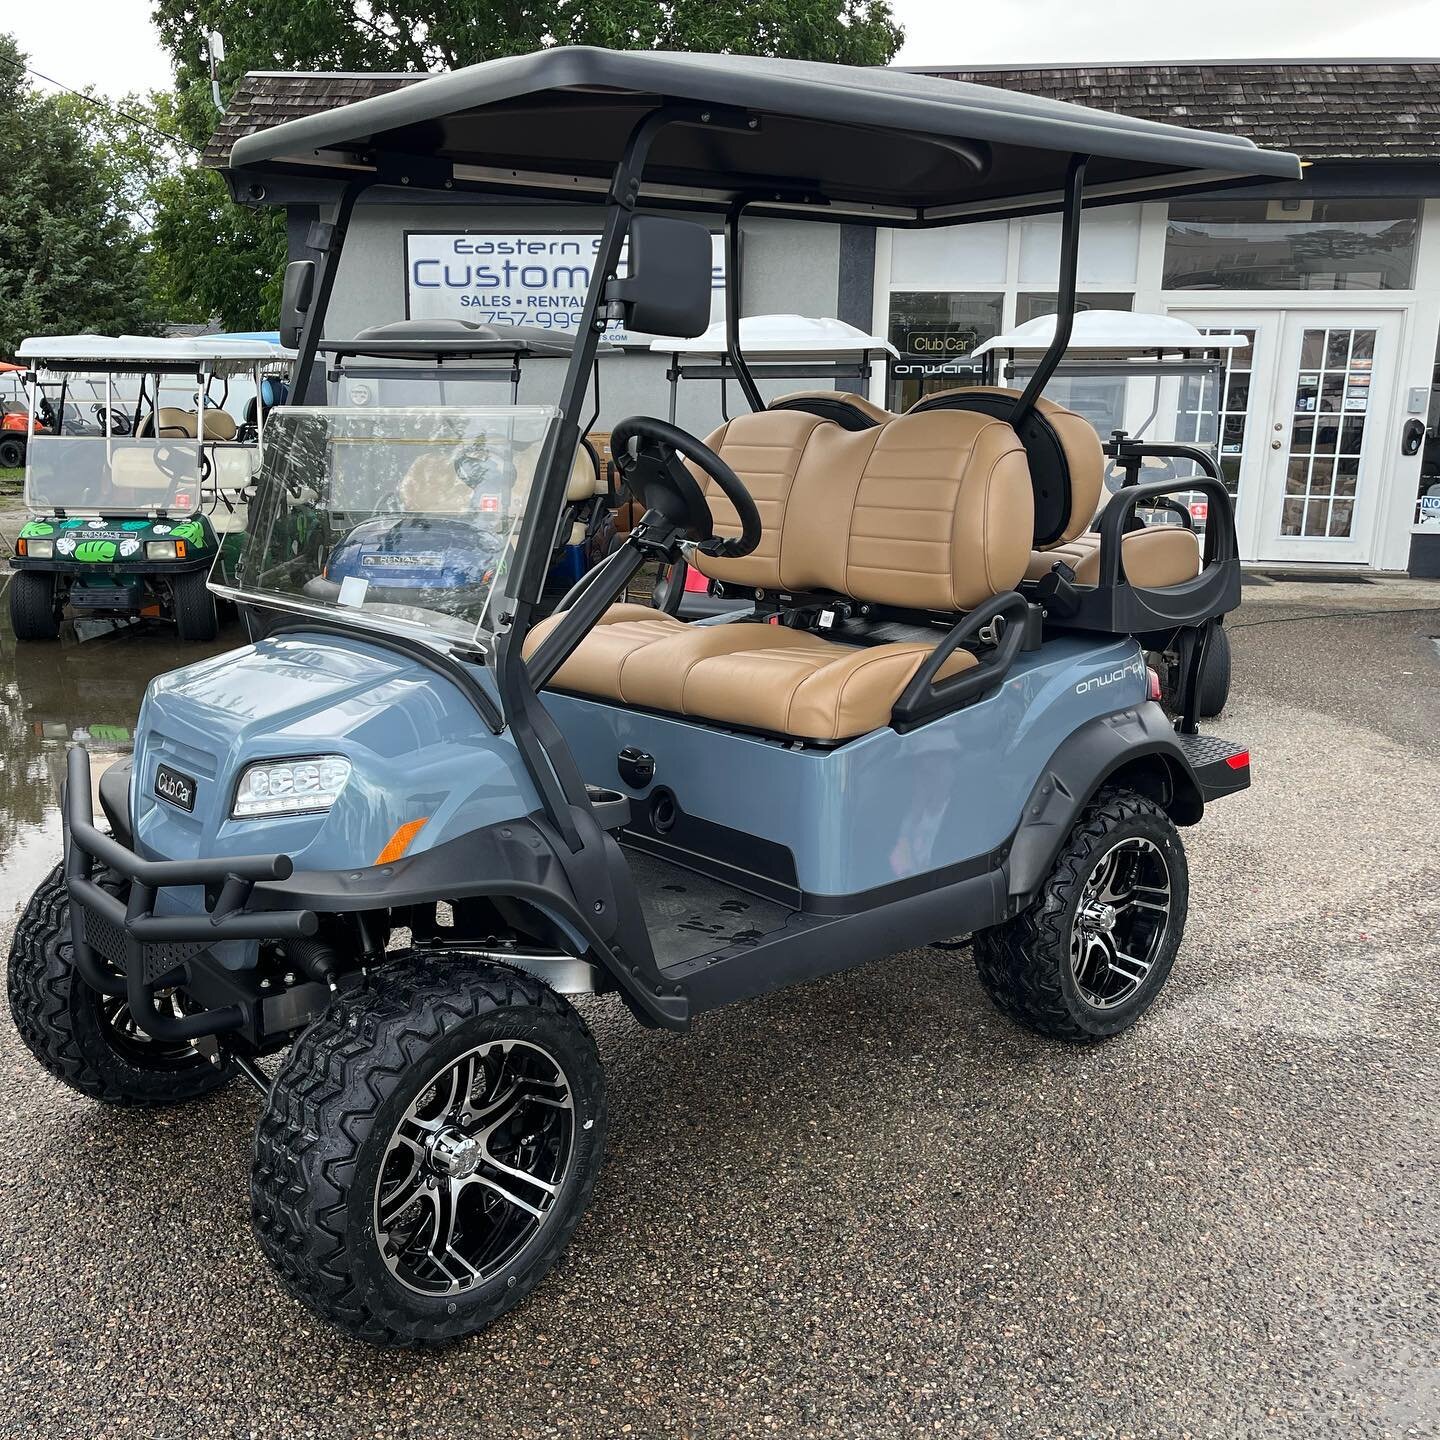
[405,230,726,343]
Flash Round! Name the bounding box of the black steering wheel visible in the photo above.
[610,415,761,560]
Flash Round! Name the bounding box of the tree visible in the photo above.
[0,35,160,354]
[145,1,903,327]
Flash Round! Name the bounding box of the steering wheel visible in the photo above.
[610,415,761,560]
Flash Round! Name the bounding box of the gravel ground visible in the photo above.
[0,578,1436,1440]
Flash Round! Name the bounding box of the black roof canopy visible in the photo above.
[227,47,1302,224]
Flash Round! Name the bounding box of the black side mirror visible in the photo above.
[279,260,316,349]
[607,217,713,338]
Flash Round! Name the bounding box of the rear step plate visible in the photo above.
[1177,732,1250,801]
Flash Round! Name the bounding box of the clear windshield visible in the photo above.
[26,436,204,514]
[217,405,555,647]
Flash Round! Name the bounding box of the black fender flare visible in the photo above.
[252,815,688,1030]
[1006,705,1204,901]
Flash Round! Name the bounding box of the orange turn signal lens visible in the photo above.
[374,818,427,865]
[174,539,187,558]
[15,538,25,555]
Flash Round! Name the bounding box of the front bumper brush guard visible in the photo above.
[62,747,318,1042]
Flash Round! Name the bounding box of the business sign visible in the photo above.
[405,231,726,344]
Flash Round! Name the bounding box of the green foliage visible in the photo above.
[143,1,901,326]
[0,35,161,355]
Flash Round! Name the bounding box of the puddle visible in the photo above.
[0,620,242,918]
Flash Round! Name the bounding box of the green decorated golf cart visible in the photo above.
[7,334,293,641]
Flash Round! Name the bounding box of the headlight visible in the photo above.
[146,540,184,560]
[231,755,352,818]
[25,539,54,558]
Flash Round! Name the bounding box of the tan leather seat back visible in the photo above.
[399,452,473,512]
[196,408,237,441]
[138,406,196,438]
[769,390,894,429]
[696,407,1033,612]
[908,386,1104,549]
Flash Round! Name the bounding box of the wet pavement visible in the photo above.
[0,580,1437,1439]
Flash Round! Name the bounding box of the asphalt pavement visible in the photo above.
[0,578,1435,1440]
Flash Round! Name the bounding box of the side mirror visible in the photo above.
[279,260,316,348]
[607,216,713,338]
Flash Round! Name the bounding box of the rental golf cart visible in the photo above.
[649,312,895,616]
[7,334,295,641]
[314,319,614,611]
[7,49,1296,1347]
[974,310,1247,714]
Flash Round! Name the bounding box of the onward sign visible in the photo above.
[405,231,726,342]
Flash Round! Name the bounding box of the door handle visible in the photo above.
[1270,439,1282,449]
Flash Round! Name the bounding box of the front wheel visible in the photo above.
[0,435,26,468]
[7,864,235,1104]
[974,787,1189,1042]
[170,568,218,641]
[251,956,606,1346]
[9,569,61,640]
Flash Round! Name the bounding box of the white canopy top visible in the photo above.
[972,310,1248,358]
[650,314,898,357]
[17,334,297,373]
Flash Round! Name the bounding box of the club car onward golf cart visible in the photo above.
[312,319,614,612]
[7,334,295,641]
[974,310,1249,715]
[7,49,1295,1346]
[649,312,896,616]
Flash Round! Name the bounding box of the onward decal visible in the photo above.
[405,231,726,342]
[1074,656,1146,696]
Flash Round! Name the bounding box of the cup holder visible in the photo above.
[584,784,631,832]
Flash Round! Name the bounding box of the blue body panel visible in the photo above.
[543,635,1146,898]
[132,634,536,880]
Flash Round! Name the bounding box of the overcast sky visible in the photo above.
[8,0,1440,99]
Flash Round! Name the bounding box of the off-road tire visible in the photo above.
[0,435,26,469]
[171,569,218,641]
[9,570,60,640]
[974,787,1188,1043]
[251,956,606,1346]
[7,864,235,1104]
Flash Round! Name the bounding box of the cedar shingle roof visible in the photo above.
[202,60,1440,169]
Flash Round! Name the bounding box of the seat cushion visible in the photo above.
[1025,526,1201,588]
[524,605,976,742]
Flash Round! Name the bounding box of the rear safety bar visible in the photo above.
[63,747,317,1042]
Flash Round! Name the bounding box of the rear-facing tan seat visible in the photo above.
[524,405,1033,741]
[911,386,1202,591]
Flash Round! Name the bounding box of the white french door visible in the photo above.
[1252,311,1401,564]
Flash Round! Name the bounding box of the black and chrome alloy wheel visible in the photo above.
[1069,837,1172,1010]
[375,1039,576,1296]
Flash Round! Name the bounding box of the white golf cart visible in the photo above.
[8,334,295,640]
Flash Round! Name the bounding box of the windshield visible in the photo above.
[217,405,554,647]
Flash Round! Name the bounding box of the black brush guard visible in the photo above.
[62,747,318,1042]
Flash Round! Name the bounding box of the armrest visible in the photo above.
[891,590,1032,731]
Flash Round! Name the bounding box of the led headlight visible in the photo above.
[25,539,54,558]
[232,755,352,819]
[146,540,179,560]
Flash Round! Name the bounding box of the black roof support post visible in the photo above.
[288,179,369,403]
[724,199,765,415]
[1010,154,1088,429]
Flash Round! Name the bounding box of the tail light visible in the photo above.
[1146,665,1163,702]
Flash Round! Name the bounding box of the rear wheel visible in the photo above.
[0,435,26,468]
[1158,624,1231,719]
[9,569,60,640]
[170,569,218,641]
[251,956,606,1346]
[974,787,1188,1042]
[6,864,235,1105]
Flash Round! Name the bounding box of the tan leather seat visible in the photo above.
[135,406,197,439]
[524,405,1033,741]
[196,409,237,441]
[769,390,893,429]
[1025,526,1201,588]
[916,387,1201,592]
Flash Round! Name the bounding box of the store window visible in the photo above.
[887,292,1003,413]
[1176,327,1258,497]
[1163,198,1419,291]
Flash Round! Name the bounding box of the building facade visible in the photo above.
[210,61,1440,575]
